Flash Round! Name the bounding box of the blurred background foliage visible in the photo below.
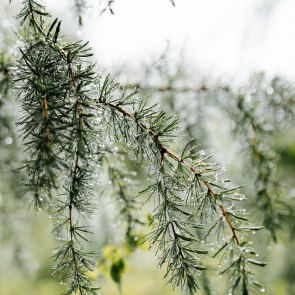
[0,1,295,294]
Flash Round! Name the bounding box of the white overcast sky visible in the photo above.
[22,0,295,79]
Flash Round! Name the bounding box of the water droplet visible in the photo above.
[4,137,13,145]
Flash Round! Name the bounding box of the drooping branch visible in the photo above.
[95,97,240,244]
[91,76,267,293]
[14,1,267,294]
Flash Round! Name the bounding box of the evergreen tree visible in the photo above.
[0,1,294,295]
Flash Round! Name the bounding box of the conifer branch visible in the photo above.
[16,2,100,293]
[95,96,240,244]
[93,77,265,293]
[14,1,267,294]
[122,70,295,242]
[104,155,143,238]
[43,95,52,158]
[233,94,282,241]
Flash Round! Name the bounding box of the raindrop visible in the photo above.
[266,87,273,95]
[4,137,13,145]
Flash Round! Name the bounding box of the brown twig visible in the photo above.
[95,99,240,245]
[57,47,85,294]
[121,83,208,93]
[43,95,51,159]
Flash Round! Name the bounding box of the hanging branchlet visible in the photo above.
[147,161,207,294]
[15,40,72,208]
[46,18,100,295]
[103,153,143,242]
[214,239,267,295]
[230,92,285,241]
[52,91,99,294]
[221,73,295,242]
[0,52,22,200]
[94,76,266,293]
[97,149,145,290]
[16,0,49,35]
[15,1,63,209]
[16,1,101,294]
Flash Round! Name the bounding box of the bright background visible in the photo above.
[44,0,295,79]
